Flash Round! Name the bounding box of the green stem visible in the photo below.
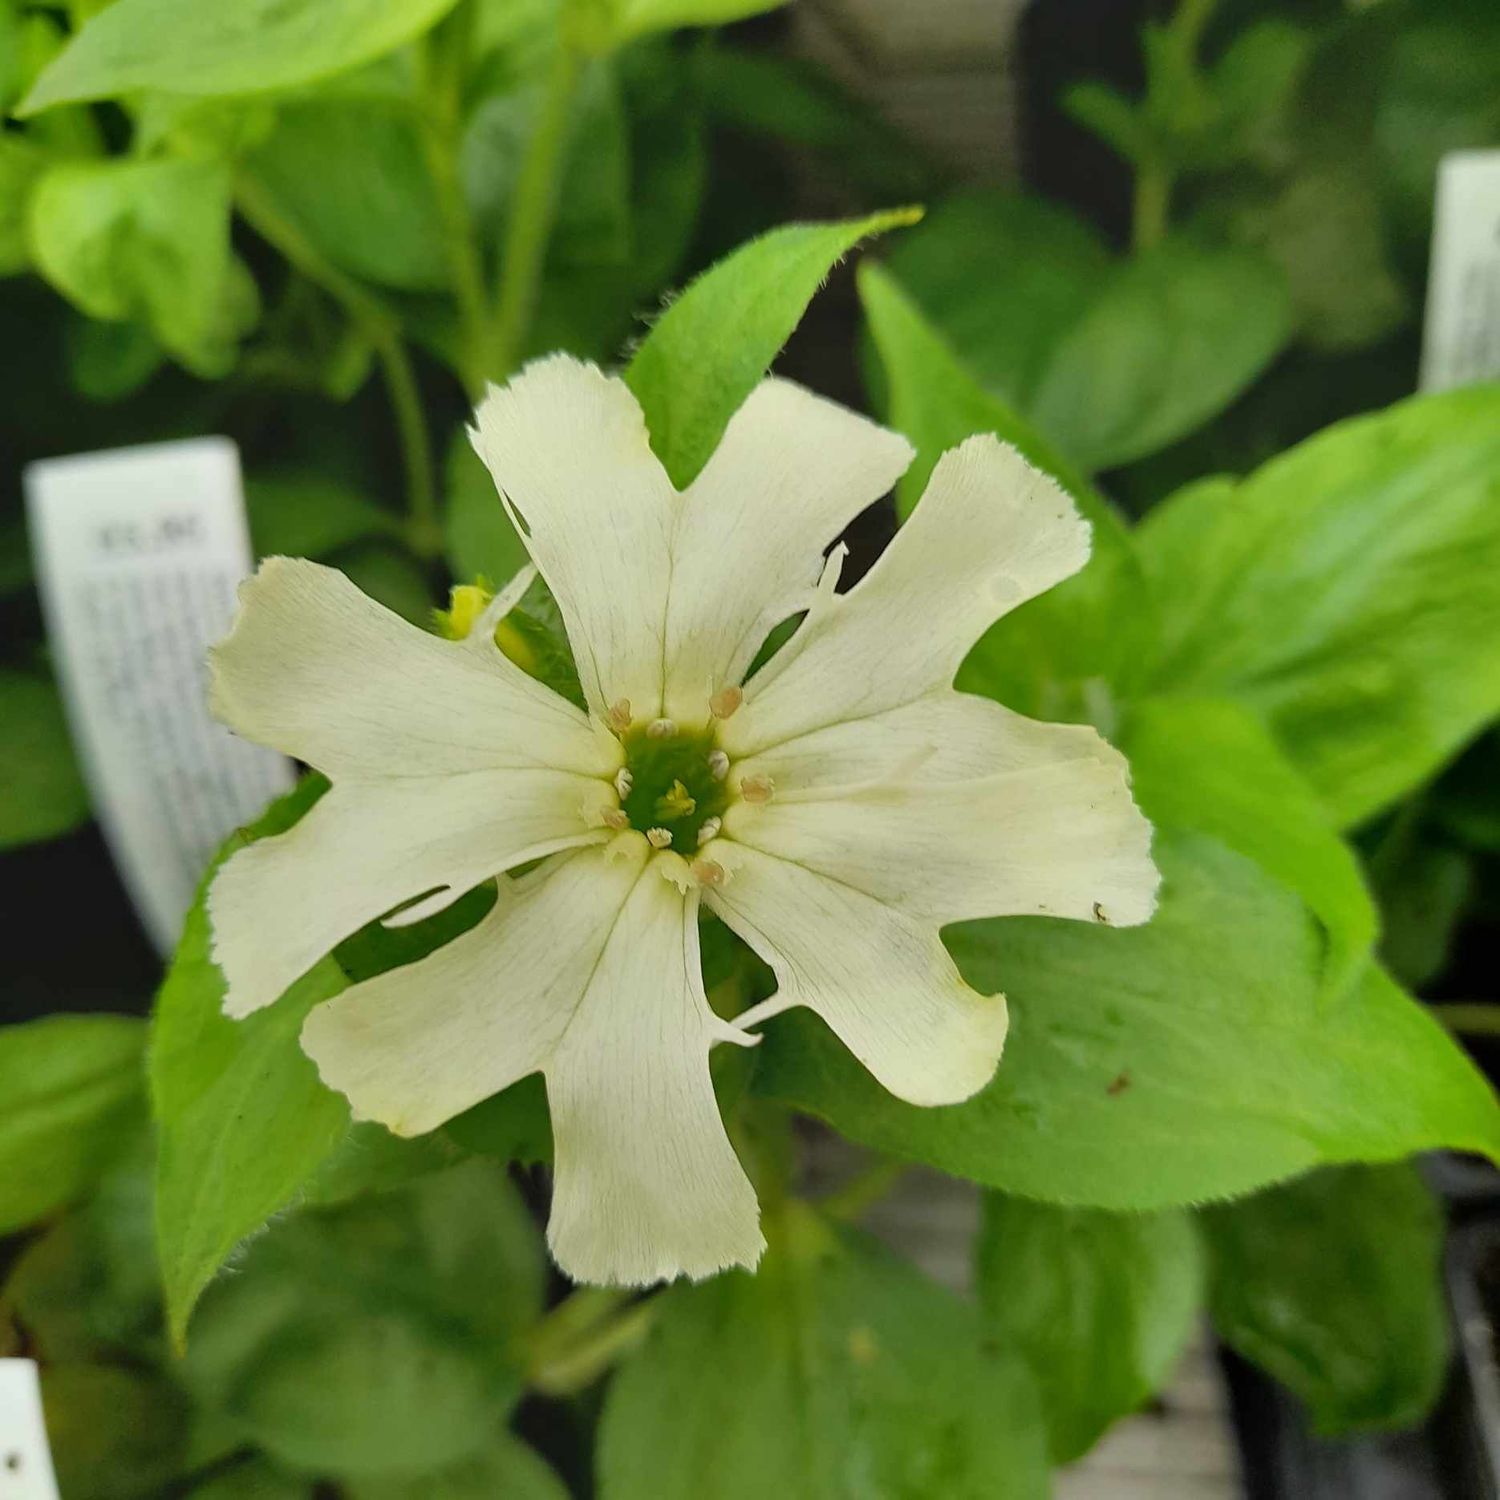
[525,1286,656,1397]
[489,33,582,378]
[419,1,490,399]
[234,175,441,558]
[1132,163,1170,252]
[1431,1004,1500,1038]
[820,1156,908,1222]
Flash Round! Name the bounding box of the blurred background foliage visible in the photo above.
[3,0,1500,1495]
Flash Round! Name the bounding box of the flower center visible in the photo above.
[616,721,731,852]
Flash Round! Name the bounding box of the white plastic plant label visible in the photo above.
[25,437,293,956]
[0,1362,60,1500]
[1420,148,1500,392]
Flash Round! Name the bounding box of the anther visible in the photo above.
[656,780,696,821]
[605,699,632,733]
[697,817,721,846]
[739,774,775,804]
[709,685,743,720]
[707,750,730,781]
[646,717,677,739]
[692,858,726,887]
[646,827,674,849]
[602,808,630,830]
[614,768,633,798]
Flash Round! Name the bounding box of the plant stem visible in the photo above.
[419,0,490,399]
[489,32,582,378]
[821,1155,909,1222]
[234,174,442,558]
[1432,1004,1500,1038]
[1132,163,1170,252]
[525,1286,657,1397]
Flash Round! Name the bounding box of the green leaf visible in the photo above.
[976,1197,1203,1462]
[27,157,253,377]
[335,541,438,625]
[1204,1163,1450,1434]
[247,473,399,560]
[443,429,530,586]
[874,189,1112,412]
[1027,240,1293,471]
[445,1075,553,1166]
[857,258,1150,717]
[150,776,352,1348]
[755,829,1500,1209]
[65,313,165,402]
[598,1207,1049,1500]
[248,96,449,293]
[624,207,920,488]
[347,1434,570,1500]
[0,668,90,850]
[0,1015,144,1236]
[20,0,462,114]
[40,1364,191,1500]
[608,0,791,47]
[182,1161,545,1478]
[0,134,45,276]
[183,1459,317,1499]
[1139,385,1500,827]
[1125,694,1377,998]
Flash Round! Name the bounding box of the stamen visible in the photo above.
[707,750,730,781]
[697,816,721,846]
[739,774,775,804]
[655,780,696,821]
[646,717,677,739]
[614,768,633,798]
[602,808,630,830]
[709,685,743,720]
[692,858,726,887]
[646,827,674,849]
[605,699,632,733]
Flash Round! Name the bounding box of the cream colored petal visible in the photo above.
[723,435,1090,759]
[545,861,763,1286]
[210,770,611,1018]
[210,556,615,780]
[707,844,1006,1107]
[660,379,912,722]
[470,355,677,719]
[732,688,1124,793]
[302,842,763,1286]
[724,756,1158,929]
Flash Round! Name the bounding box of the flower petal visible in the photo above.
[660,379,912,722]
[470,356,677,719]
[725,756,1157,929]
[732,688,1124,793]
[301,841,763,1286]
[707,845,1006,1107]
[210,770,611,1017]
[211,556,615,779]
[723,435,1090,759]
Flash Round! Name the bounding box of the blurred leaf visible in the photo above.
[0,1015,144,1236]
[875,189,1111,411]
[64,313,165,401]
[335,541,437,625]
[20,0,462,113]
[598,1208,1049,1499]
[445,1075,553,1166]
[857,259,1150,718]
[348,1434,570,1499]
[0,667,90,849]
[27,157,256,376]
[1125,694,1377,998]
[300,1121,458,1208]
[249,97,449,293]
[1139,385,1500,828]
[151,776,351,1347]
[443,430,529,585]
[624,207,920,487]
[1028,240,1293,470]
[1064,81,1156,167]
[247,473,399,560]
[0,135,46,276]
[1204,1163,1449,1433]
[183,1460,317,1499]
[607,0,791,47]
[756,830,1500,1208]
[1435,731,1500,853]
[1371,834,1473,990]
[183,1161,545,1478]
[40,1364,190,1500]
[976,1197,1203,1462]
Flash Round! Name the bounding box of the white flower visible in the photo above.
[208,355,1158,1286]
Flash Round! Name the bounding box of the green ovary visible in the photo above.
[618,722,730,852]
